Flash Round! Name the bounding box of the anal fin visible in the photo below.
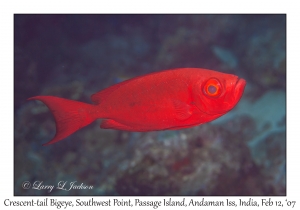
[100,119,133,131]
[168,122,202,130]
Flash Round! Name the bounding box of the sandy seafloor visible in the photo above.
[14,14,286,195]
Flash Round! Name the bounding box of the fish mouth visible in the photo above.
[234,78,246,100]
[236,77,246,87]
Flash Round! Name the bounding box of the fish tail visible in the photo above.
[28,96,98,146]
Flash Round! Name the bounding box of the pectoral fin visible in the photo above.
[172,99,192,120]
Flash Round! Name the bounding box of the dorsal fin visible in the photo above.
[91,84,121,104]
[91,76,140,104]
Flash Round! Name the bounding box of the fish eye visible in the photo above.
[203,78,222,97]
[207,85,217,94]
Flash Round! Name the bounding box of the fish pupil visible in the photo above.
[208,85,217,94]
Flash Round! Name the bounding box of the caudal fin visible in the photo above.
[28,96,97,146]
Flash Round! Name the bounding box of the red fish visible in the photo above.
[28,68,246,145]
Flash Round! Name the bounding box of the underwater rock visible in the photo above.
[154,27,212,69]
[212,46,238,69]
[114,123,266,195]
[211,89,286,195]
[241,29,286,89]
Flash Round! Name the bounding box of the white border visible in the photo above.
[1,1,299,209]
